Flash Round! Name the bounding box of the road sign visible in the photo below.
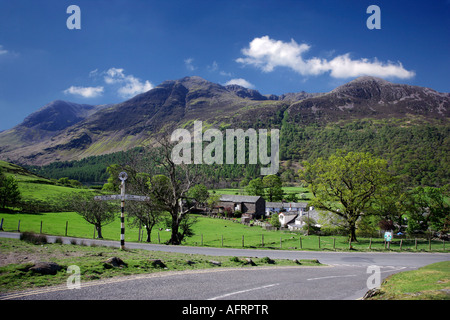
[94,195,122,201]
[124,194,150,201]
[93,171,149,250]
[384,231,393,242]
[94,194,149,201]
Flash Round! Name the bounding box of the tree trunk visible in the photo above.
[168,217,182,245]
[145,225,152,242]
[96,225,103,239]
[349,224,357,242]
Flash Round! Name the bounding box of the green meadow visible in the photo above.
[0,211,447,252]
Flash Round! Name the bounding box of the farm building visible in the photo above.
[218,195,266,219]
[265,202,309,217]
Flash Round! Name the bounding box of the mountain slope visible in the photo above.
[0,76,448,166]
[286,76,449,125]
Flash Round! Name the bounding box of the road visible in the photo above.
[1,232,449,301]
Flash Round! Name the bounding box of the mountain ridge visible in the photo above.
[0,76,448,166]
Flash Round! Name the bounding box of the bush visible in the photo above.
[20,231,48,245]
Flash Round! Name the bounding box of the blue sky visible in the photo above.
[0,0,449,131]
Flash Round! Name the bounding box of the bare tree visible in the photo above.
[126,172,164,242]
[138,137,199,245]
[67,192,116,239]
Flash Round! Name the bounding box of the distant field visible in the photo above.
[1,160,97,201]
[210,186,312,200]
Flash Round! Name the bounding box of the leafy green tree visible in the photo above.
[245,177,265,197]
[263,174,284,201]
[404,185,449,236]
[187,184,209,208]
[0,168,21,210]
[206,193,221,214]
[299,150,392,242]
[269,213,281,228]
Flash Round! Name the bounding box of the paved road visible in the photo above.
[1,232,448,300]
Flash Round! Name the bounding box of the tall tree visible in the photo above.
[245,177,265,197]
[299,150,392,242]
[263,174,284,201]
[140,138,199,245]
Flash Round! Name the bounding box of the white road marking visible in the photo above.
[208,283,280,300]
[307,274,357,281]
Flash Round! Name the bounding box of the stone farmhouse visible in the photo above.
[217,195,266,219]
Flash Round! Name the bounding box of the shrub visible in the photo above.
[20,231,48,245]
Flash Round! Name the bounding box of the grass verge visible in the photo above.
[0,237,322,294]
[367,261,450,300]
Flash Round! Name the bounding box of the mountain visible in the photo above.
[0,76,448,167]
[286,76,449,125]
[0,101,108,161]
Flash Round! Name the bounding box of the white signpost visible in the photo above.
[94,171,149,250]
[384,231,393,249]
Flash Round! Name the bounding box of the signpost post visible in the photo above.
[94,172,150,250]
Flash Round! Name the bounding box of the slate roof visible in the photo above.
[219,195,263,203]
[266,202,308,208]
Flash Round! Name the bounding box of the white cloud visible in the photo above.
[237,36,415,79]
[103,67,154,98]
[184,58,196,71]
[0,45,8,55]
[64,68,153,99]
[224,78,255,89]
[64,86,104,98]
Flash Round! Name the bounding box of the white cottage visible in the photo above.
[265,202,308,217]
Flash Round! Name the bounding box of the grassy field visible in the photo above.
[0,237,321,293]
[0,212,447,252]
[368,261,450,300]
[1,160,95,201]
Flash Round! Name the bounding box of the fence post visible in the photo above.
[261,234,264,247]
[0,218,3,231]
[415,238,417,250]
[369,237,372,250]
[221,235,223,247]
[400,239,403,251]
[333,237,336,250]
[429,237,431,251]
[158,232,160,244]
[201,234,203,246]
[242,235,244,248]
[40,221,43,234]
[299,237,302,249]
[65,221,68,236]
[280,237,282,249]
[17,220,20,232]
[318,236,321,249]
